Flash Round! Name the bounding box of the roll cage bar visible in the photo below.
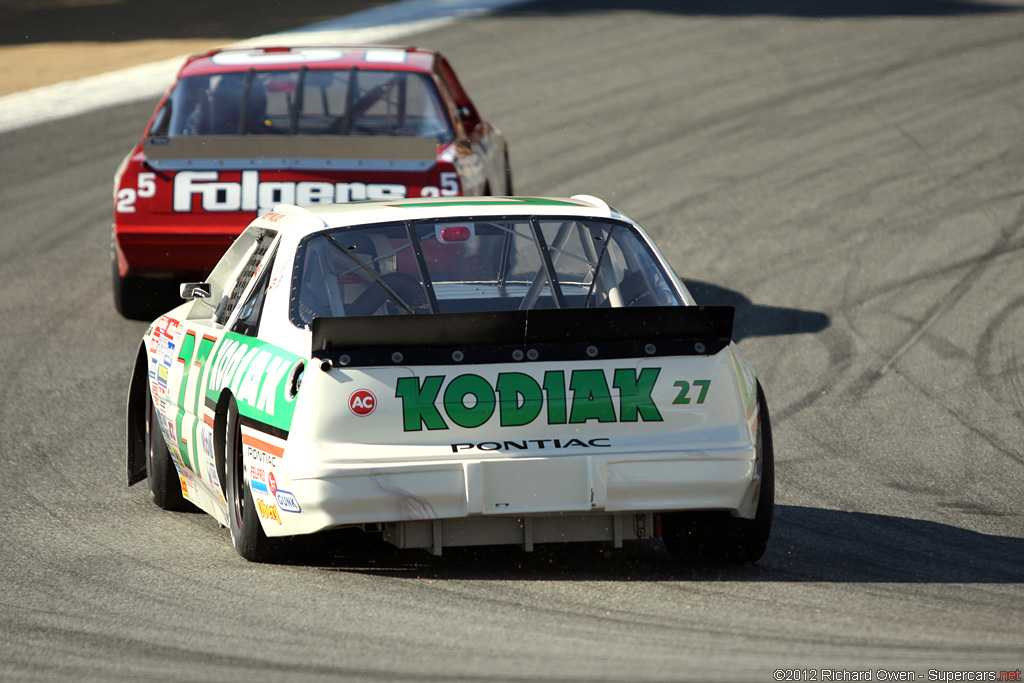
[309,215,657,317]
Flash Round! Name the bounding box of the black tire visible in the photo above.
[113,257,152,320]
[145,390,190,511]
[112,256,181,320]
[504,145,514,195]
[225,400,282,562]
[662,382,774,564]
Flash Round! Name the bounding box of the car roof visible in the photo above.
[255,195,622,237]
[177,45,440,78]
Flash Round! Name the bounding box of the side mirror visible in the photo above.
[458,106,472,122]
[180,282,212,300]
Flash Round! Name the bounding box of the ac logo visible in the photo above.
[349,389,377,416]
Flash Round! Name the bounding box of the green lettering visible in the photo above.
[256,357,290,416]
[237,350,271,407]
[444,374,495,428]
[673,379,711,405]
[175,331,196,471]
[543,371,567,424]
[569,370,616,423]
[191,335,217,469]
[613,368,663,422]
[496,373,543,427]
[229,347,262,396]
[395,376,448,431]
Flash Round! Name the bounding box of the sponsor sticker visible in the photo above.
[205,333,303,432]
[349,389,377,416]
[256,498,282,525]
[395,368,668,431]
[450,437,611,453]
[275,490,301,513]
[174,170,408,213]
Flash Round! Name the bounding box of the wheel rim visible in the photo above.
[146,400,156,475]
[231,420,246,529]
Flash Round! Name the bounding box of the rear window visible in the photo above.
[289,217,683,328]
[150,69,453,142]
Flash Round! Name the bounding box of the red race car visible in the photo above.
[112,45,512,318]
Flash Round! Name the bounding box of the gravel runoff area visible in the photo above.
[0,0,390,97]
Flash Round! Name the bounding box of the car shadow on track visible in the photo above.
[683,279,831,343]
[277,505,1024,583]
[505,0,1021,19]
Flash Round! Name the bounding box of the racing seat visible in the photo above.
[208,74,270,134]
[346,272,427,316]
[617,271,660,307]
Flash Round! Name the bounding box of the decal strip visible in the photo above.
[190,334,218,478]
[241,433,285,458]
[239,414,289,441]
[175,331,197,471]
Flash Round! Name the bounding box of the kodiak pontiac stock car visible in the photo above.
[125,195,774,563]
[113,45,511,319]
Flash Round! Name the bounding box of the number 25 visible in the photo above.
[115,172,156,213]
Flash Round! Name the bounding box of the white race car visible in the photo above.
[126,195,774,563]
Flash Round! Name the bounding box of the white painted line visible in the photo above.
[0,0,523,134]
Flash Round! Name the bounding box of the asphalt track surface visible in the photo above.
[2,1,1023,681]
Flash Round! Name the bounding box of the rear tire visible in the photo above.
[504,145,514,195]
[145,390,189,511]
[225,400,282,562]
[112,256,180,320]
[662,382,774,564]
[113,257,152,320]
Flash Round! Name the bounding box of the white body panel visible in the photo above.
[247,348,761,540]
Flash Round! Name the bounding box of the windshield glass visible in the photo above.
[289,217,683,327]
[150,69,453,141]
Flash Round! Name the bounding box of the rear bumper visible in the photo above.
[257,448,760,544]
[113,223,243,279]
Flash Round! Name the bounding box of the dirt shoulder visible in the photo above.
[0,0,389,97]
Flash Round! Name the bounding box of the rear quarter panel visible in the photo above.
[287,348,756,467]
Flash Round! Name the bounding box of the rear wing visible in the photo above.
[143,135,437,171]
[312,306,734,368]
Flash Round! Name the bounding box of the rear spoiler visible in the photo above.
[311,306,734,367]
[143,135,437,171]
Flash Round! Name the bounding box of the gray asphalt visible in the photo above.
[1,1,1023,681]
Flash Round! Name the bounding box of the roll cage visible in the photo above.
[289,215,684,328]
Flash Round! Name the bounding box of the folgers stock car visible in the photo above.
[125,196,774,563]
[112,46,511,319]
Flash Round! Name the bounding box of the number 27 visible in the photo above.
[673,380,710,404]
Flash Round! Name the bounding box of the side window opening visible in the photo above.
[149,101,171,136]
[232,250,277,336]
[214,233,272,325]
